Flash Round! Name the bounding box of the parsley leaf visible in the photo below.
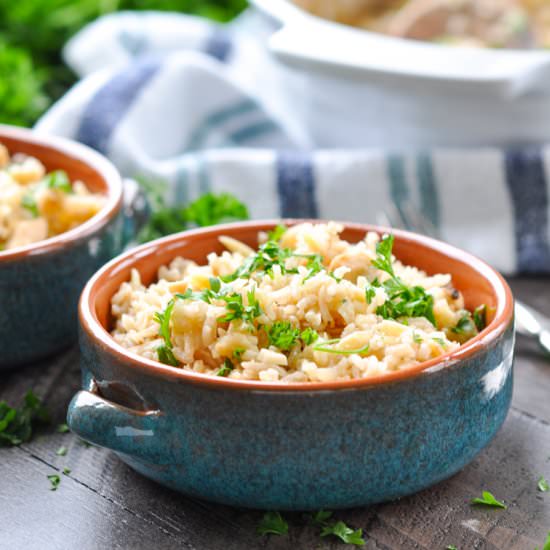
[446,546,458,550]
[371,235,435,325]
[233,348,245,360]
[217,358,235,377]
[432,337,447,348]
[153,300,178,366]
[257,511,288,536]
[311,510,333,525]
[267,224,287,242]
[44,170,72,193]
[471,491,507,509]
[473,304,488,332]
[137,191,249,243]
[56,446,67,456]
[412,331,423,344]
[218,289,262,326]
[0,390,49,446]
[301,327,319,346]
[538,476,549,492]
[21,193,39,217]
[267,321,300,350]
[320,520,365,546]
[47,473,61,491]
[63,467,71,475]
[57,423,69,433]
[451,313,476,335]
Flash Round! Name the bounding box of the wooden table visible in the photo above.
[2,278,549,550]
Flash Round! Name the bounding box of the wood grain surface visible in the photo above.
[1,278,549,550]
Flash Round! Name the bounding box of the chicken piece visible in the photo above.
[6,218,48,249]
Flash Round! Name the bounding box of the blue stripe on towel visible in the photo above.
[387,155,411,229]
[416,153,440,231]
[228,120,279,144]
[76,58,161,154]
[186,99,259,151]
[504,149,550,273]
[203,30,233,62]
[276,151,318,218]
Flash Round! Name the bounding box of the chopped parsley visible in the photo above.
[313,339,370,356]
[267,321,300,350]
[63,467,71,475]
[538,476,549,492]
[473,304,488,332]
[451,313,476,335]
[47,473,61,491]
[233,348,245,360]
[57,423,70,433]
[21,193,39,217]
[267,224,287,242]
[153,299,178,366]
[535,531,550,550]
[56,446,67,456]
[257,511,288,536]
[446,546,458,550]
[320,520,365,546]
[471,491,507,509]
[370,235,435,325]
[432,337,447,348]
[216,358,235,377]
[0,390,49,446]
[301,327,319,346]
[412,331,423,344]
[311,510,333,525]
[44,170,72,193]
[217,289,263,325]
[137,190,249,244]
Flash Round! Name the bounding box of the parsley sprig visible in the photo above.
[369,235,436,326]
[312,511,365,546]
[257,511,288,536]
[153,299,178,366]
[0,390,49,446]
[216,358,235,377]
[538,476,549,492]
[471,491,507,509]
[267,321,300,350]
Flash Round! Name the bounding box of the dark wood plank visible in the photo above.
[1,276,549,550]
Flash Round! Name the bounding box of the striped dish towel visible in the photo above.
[36,10,550,275]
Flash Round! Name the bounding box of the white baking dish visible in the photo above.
[251,0,550,147]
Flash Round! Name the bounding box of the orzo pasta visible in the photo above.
[111,222,486,383]
[0,143,105,251]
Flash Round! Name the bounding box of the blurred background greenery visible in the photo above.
[0,0,247,127]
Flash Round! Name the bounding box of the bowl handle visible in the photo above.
[67,388,164,463]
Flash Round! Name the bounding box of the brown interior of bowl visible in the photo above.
[0,125,122,260]
[83,220,512,391]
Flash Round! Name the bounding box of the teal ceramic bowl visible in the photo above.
[0,125,123,368]
[68,221,515,510]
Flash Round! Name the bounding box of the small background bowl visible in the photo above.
[68,220,514,510]
[0,125,123,368]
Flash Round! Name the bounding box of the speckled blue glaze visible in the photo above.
[0,216,125,368]
[68,321,514,510]
[0,126,143,368]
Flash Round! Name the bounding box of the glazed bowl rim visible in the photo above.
[0,125,122,262]
[80,219,514,392]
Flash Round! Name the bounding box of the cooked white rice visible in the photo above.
[111,222,479,383]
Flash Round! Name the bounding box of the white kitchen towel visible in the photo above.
[36,9,550,274]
